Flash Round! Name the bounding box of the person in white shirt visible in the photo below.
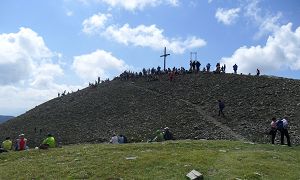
[110,134,119,144]
[277,118,291,146]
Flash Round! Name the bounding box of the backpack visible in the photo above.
[277,120,283,129]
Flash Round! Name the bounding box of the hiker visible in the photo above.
[269,117,277,144]
[215,63,221,74]
[218,100,225,117]
[1,137,12,153]
[256,68,260,76]
[277,118,291,146]
[168,71,175,81]
[206,63,211,72]
[2,137,12,151]
[192,61,196,71]
[16,134,28,151]
[118,134,128,144]
[195,61,201,72]
[152,129,164,142]
[163,127,174,141]
[223,64,226,72]
[110,133,119,144]
[233,64,238,74]
[39,133,56,149]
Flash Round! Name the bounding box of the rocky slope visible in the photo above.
[0,73,299,147]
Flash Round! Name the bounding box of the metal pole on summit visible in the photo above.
[160,47,170,71]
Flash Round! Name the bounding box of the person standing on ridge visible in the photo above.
[256,68,260,76]
[233,64,238,74]
[206,63,211,72]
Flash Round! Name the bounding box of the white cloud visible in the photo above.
[220,23,300,75]
[244,0,282,39]
[103,24,206,54]
[66,10,74,16]
[72,49,130,81]
[208,0,213,3]
[77,0,179,11]
[215,8,240,25]
[0,84,83,116]
[0,27,82,116]
[0,27,58,85]
[82,13,112,34]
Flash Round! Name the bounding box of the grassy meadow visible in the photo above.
[0,140,299,179]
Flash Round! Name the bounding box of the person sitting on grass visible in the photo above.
[39,133,56,149]
[2,137,12,151]
[110,133,119,144]
[16,134,28,151]
[0,137,12,153]
[163,127,174,141]
[152,129,165,142]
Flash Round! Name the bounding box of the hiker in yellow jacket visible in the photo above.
[39,133,56,149]
[1,137,12,152]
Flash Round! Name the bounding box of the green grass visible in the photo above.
[0,140,299,179]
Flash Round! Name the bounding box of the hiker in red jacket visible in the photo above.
[16,134,28,151]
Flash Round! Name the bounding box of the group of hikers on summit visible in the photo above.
[115,60,262,84]
[0,133,56,153]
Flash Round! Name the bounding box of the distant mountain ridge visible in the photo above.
[0,115,14,124]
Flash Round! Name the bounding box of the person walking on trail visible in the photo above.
[269,117,277,144]
[277,118,291,146]
[233,64,238,74]
[218,100,225,117]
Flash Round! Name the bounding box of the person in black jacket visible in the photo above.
[218,100,225,117]
[163,127,174,140]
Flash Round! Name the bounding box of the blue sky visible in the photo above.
[0,0,300,116]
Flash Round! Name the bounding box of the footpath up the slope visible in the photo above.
[131,82,246,141]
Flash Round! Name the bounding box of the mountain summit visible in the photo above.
[0,73,299,146]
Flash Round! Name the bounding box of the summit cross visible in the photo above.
[160,47,170,71]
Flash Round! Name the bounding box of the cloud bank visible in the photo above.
[72,49,130,81]
[0,28,81,115]
[78,0,179,11]
[221,23,300,75]
[103,24,206,54]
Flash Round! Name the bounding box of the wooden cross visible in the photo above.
[160,47,170,71]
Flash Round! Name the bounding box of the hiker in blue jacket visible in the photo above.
[277,118,291,146]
